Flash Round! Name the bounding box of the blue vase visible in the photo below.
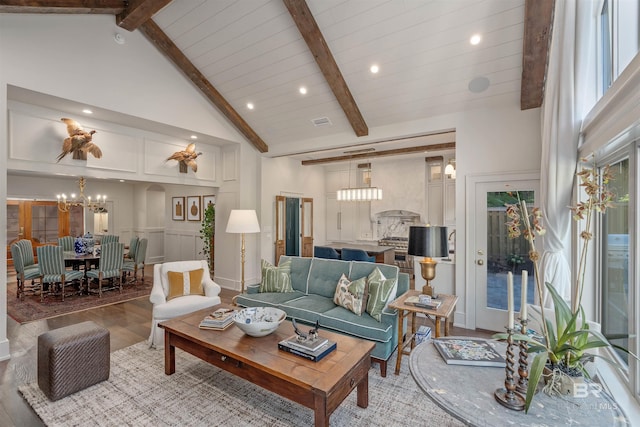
[74,238,86,256]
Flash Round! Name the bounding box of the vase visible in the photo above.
[74,238,86,256]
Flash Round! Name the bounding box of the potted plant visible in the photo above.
[495,156,630,412]
[200,203,215,274]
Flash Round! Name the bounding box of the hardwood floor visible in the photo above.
[0,271,488,427]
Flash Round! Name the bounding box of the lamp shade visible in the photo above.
[225,210,261,234]
[407,225,448,258]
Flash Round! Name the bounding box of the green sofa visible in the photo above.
[235,255,409,377]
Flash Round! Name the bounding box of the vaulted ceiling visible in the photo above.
[1,0,553,163]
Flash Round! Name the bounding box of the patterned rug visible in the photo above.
[18,341,463,426]
[6,276,153,324]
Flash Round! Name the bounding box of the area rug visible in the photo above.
[7,276,153,324]
[18,341,464,427]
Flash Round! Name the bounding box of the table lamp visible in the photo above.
[225,209,261,294]
[408,225,448,297]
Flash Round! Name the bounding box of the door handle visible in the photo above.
[476,259,484,265]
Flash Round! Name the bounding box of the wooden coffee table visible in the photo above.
[160,305,375,427]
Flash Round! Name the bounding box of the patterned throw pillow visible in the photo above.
[333,274,368,316]
[167,268,205,300]
[260,259,293,293]
[366,268,398,321]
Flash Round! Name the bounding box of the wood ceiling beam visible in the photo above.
[117,0,172,31]
[0,0,125,14]
[520,0,555,110]
[283,0,368,137]
[139,19,269,153]
[301,142,455,166]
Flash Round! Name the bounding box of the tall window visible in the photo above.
[601,158,630,362]
[600,0,613,95]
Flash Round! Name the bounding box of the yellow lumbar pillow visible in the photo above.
[167,268,205,300]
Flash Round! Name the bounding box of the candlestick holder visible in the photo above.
[516,318,529,394]
[495,326,525,411]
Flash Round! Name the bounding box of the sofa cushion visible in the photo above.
[281,294,338,322]
[333,274,368,316]
[279,256,312,293]
[152,295,219,319]
[367,267,398,305]
[307,258,351,298]
[366,276,398,321]
[349,261,399,282]
[166,269,204,300]
[235,291,305,308]
[260,259,293,293]
[320,306,393,343]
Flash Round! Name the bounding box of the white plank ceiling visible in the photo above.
[152,0,526,159]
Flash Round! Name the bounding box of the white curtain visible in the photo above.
[539,0,594,305]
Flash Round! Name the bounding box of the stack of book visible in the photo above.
[198,308,236,330]
[278,335,336,362]
[414,325,432,345]
[405,295,442,310]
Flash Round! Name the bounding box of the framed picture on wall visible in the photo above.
[172,197,185,221]
[203,195,216,211]
[187,196,201,221]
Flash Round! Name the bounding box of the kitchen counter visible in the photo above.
[326,242,395,264]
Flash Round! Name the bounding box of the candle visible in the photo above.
[521,270,528,321]
[507,272,514,329]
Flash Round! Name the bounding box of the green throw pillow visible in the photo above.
[333,274,368,316]
[366,268,398,321]
[260,259,293,293]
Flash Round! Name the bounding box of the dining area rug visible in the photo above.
[18,341,463,427]
[6,276,153,324]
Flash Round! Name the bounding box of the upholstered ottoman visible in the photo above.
[38,321,110,401]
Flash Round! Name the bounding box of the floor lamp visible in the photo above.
[408,225,448,297]
[226,210,261,294]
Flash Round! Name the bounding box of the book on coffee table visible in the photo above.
[433,338,505,367]
[281,335,329,352]
[198,308,236,330]
[278,338,336,362]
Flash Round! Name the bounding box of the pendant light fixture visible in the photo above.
[336,162,383,201]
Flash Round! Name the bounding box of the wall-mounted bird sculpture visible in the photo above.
[166,143,202,173]
[58,118,101,162]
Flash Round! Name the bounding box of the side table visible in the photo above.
[388,290,458,375]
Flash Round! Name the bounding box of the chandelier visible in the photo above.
[56,176,107,212]
[336,162,383,201]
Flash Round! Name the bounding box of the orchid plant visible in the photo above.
[494,155,625,412]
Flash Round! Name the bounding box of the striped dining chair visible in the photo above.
[124,236,139,260]
[122,238,147,284]
[37,245,84,302]
[86,242,124,297]
[11,242,41,300]
[16,239,38,271]
[101,235,119,245]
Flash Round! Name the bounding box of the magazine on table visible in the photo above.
[433,337,505,367]
[278,338,336,362]
[405,295,442,310]
[198,308,236,330]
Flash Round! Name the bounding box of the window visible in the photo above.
[600,0,613,95]
[601,158,630,362]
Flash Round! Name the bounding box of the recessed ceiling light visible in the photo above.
[114,33,126,45]
[82,109,93,114]
[247,102,254,110]
[299,86,307,95]
[470,34,482,45]
[119,179,125,183]
[370,64,379,74]
[190,135,198,140]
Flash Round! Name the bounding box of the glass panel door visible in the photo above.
[474,180,538,331]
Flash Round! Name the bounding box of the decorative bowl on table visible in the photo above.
[233,307,286,337]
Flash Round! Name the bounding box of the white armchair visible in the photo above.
[148,260,221,348]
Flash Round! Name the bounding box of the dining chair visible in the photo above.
[11,242,41,300]
[57,236,75,252]
[122,238,147,284]
[124,236,139,260]
[340,248,376,262]
[16,239,38,270]
[86,242,124,297]
[37,245,84,302]
[313,246,340,259]
[101,235,119,245]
